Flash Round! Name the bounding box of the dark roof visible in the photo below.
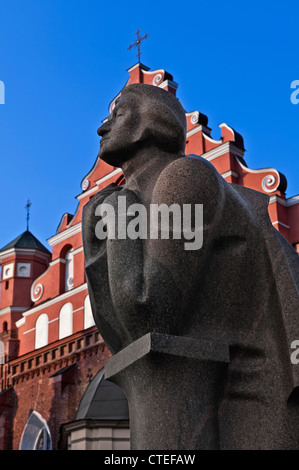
[76,368,129,421]
[50,364,74,377]
[0,230,51,254]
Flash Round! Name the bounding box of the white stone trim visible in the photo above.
[79,157,100,192]
[221,170,239,179]
[56,213,70,234]
[236,157,280,193]
[269,195,299,207]
[15,283,88,327]
[219,122,235,138]
[23,327,36,335]
[96,168,123,185]
[158,79,178,91]
[192,141,245,163]
[236,157,279,176]
[272,221,290,229]
[127,63,150,72]
[187,125,211,138]
[269,195,287,206]
[0,306,28,317]
[286,195,299,207]
[23,308,85,334]
[47,223,82,247]
[76,169,123,201]
[76,185,98,200]
[73,306,84,314]
[0,248,50,262]
[95,168,123,187]
[204,133,223,145]
[72,246,83,256]
[49,257,67,266]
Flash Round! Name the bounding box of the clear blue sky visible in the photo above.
[0,0,298,249]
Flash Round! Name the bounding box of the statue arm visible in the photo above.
[82,183,129,353]
[104,157,225,344]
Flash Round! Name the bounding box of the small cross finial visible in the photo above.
[128,29,149,62]
[25,199,31,231]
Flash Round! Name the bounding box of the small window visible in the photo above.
[19,411,52,450]
[17,263,31,277]
[5,281,9,290]
[65,249,74,292]
[35,314,49,349]
[59,303,73,339]
[3,263,13,280]
[84,295,95,329]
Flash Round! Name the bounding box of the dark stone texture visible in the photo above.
[82,83,299,449]
[105,333,229,450]
[105,332,230,377]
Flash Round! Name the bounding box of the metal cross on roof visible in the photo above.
[128,29,149,62]
[25,199,32,231]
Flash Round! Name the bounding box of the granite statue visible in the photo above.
[82,83,299,449]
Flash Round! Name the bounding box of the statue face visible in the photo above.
[97,94,141,167]
[97,84,187,166]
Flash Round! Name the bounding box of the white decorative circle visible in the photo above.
[191,112,199,125]
[153,73,163,86]
[262,174,278,193]
[31,283,44,302]
[82,179,90,191]
[67,277,73,288]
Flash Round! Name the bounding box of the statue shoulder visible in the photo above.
[153,155,225,206]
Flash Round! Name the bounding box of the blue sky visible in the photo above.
[0,0,298,249]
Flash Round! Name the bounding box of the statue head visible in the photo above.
[97,83,187,167]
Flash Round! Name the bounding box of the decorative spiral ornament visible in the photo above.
[31,283,44,302]
[82,179,90,191]
[262,174,278,193]
[153,73,163,86]
[191,112,199,125]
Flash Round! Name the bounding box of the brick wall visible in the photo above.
[0,328,111,450]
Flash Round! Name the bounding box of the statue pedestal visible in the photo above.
[105,333,230,450]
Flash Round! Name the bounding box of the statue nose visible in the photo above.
[97,121,110,137]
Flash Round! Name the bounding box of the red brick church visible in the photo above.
[0,62,298,450]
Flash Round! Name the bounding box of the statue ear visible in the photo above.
[134,121,184,152]
[132,100,186,151]
[133,125,154,144]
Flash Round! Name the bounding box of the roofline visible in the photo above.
[0,247,51,262]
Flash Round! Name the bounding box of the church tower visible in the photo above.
[0,230,51,361]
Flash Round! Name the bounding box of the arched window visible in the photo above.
[84,295,95,329]
[59,303,73,339]
[65,249,74,292]
[35,314,49,349]
[2,321,8,333]
[19,411,52,450]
